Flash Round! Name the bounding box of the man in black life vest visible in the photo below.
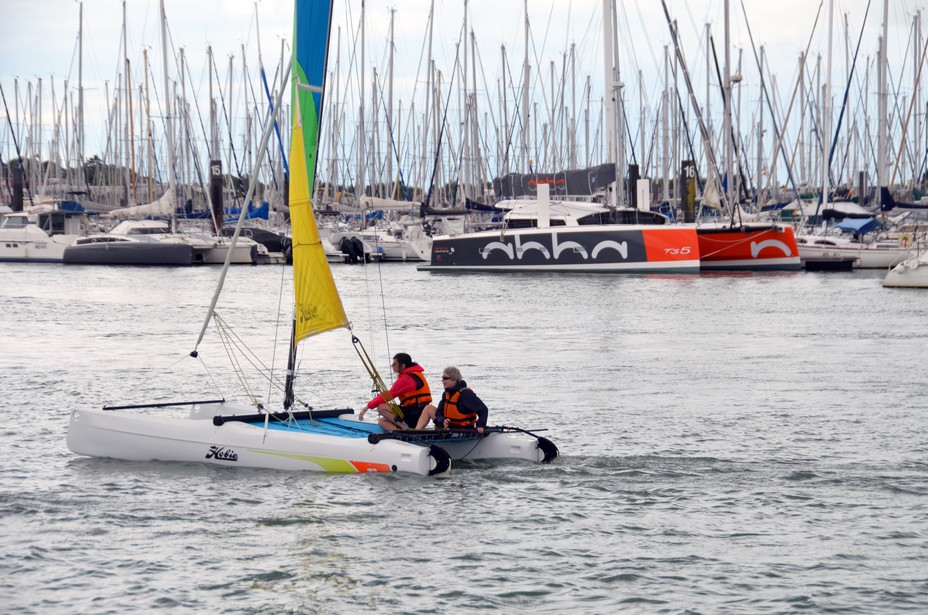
[415,366,488,432]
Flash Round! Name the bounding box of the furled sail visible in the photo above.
[289,0,347,343]
[107,190,175,219]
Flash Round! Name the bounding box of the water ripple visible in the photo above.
[2,265,927,613]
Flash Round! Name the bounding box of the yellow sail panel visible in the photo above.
[290,95,347,343]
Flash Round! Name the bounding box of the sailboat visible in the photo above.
[66,0,557,476]
[883,242,928,288]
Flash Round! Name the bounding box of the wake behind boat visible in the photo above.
[66,0,557,477]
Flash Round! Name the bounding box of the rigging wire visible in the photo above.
[352,334,402,421]
[266,260,291,410]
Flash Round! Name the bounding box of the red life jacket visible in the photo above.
[442,387,476,427]
[398,371,431,409]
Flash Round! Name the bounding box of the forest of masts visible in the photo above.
[2,0,926,215]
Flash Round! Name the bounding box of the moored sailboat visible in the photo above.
[67,0,557,476]
[419,184,700,273]
[882,249,928,288]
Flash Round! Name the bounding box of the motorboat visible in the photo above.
[0,207,87,263]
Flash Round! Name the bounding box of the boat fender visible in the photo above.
[898,233,913,248]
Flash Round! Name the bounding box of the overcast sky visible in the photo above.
[1,0,923,160]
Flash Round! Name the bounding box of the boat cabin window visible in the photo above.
[78,236,125,244]
[0,216,30,229]
[610,210,668,225]
[507,218,567,229]
[577,213,610,225]
[38,213,68,234]
[128,226,170,235]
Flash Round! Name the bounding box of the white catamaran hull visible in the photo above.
[394,432,555,464]
[67,402,440,475]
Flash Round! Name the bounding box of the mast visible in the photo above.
[522,0,530,171]
[124,1,136,205]
[706,22,712,177]
[799,53,805,187]
[471,27,478,199]
[159,0,176,224]
[462,0,469,201]
[570,42,577,169]
[501,44,509,176]
[602,0,617,207]
[144,48,152,202]
[612,0,626,206]
[77,1,84,189]
[387,7,395,199]
[877,0,889,191]
[757,46,765,206]
[357,0,366,207]
[916,11,923,182]
[662,45,670,203]
[822,0,834,215]
[420,0,435,195]
[723,0,733,208]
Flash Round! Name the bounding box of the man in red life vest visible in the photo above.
[415,366,488,433]
[359,353,432,431]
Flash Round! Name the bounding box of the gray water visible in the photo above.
[1,262,926,613]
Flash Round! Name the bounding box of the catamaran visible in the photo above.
[66,0,558,476]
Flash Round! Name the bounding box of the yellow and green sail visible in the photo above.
[289,0,347,344]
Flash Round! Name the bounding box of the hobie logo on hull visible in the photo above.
[481,232,628,261]
[206,446,239,462]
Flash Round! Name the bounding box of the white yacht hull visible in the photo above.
[797,238,911,269]
[191,240,260,265]
[883,254,928,288]
[0,233,76,262]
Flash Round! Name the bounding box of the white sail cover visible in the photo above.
[359,195,419,211]
[107,191,176,219]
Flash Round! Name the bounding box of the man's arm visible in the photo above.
[366,373,416,409]
[463,390,489,428]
